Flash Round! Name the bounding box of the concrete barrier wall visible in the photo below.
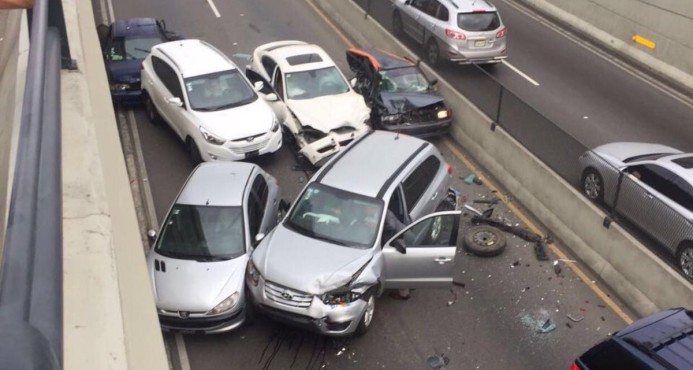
[0,10,28,262]
[315,0,693,316]
[516,0,693,97]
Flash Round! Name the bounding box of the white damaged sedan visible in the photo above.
[246,41,371,167]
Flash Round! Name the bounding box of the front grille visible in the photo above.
[264,281,313,308]
[227,134,270,154]
[159,310,240,329]
[401,102,446,124]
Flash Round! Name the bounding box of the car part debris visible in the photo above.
[567,314,584,322]
[463,204,483,216]
[534,239,550,261]
[473,197,499,205]
[537,319,556,333]
[463,225,507,257]
[426,354,449,369]
[553,261,562,275]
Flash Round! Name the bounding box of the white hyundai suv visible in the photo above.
[141,39,282,163]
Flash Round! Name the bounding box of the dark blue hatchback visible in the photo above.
[573,308,693,370]
[97,18,181,104]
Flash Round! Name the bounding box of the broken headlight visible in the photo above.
[199,126,226,145]
[381,114,400,122]
[246,260,262,287]
[436,109,450,120]
[302,127,328,144]
[322,290,363,306]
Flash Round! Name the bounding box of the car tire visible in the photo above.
[581,168,604,204]
[244,291,257,325]
[677,242,693,281]
[187,138,203,165]
[354,290,376,337]
[426,39,440,67]
[145,93,162,125]
[392,12,403,36]
[463,225,507,257]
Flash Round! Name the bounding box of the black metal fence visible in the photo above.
[0,0,65,368]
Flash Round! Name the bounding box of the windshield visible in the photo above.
[285,66,350,100]
[285,183,384,248]
[457,12,500,32]
[156,204,245,261]
[109,36,162,61]
[379,67,430,93]
[184,69,258,111]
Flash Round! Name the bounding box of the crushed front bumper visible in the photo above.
[158,305,246,334]
[381,118,452,138]
[296,126,370,167]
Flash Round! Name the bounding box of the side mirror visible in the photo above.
[147,229,157,245]
[255,233,265,244]
[166,97,183,107]
[392,238,406,254]
[253,81,265,92]
[264,93,278,102]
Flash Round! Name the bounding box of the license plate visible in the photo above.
[474,40,487,47]
[245,150,260,159]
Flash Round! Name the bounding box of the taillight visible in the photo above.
[570,362,580,370]
[496,27,507,38]
[445,28,466,40]
[140,62,144,70]
[447,163,453,174]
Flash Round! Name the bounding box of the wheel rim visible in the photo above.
[472,230,497,247]
[363,296,375,327]
[583,173,601,200]
[680,247,693,279]
[428,43,438,64]
[431,217,442,240]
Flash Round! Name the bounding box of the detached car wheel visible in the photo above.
[678,243,693,281]
[355,293,375,336]
[464,225,506,257]
[581,168,604,204]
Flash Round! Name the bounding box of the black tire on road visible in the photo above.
[426,39,440,67]
[463,225,507,257]
[354,290,376,337]
[677,243,693,281]
[145,93,162,125]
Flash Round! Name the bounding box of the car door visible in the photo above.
[345,50,377,102]
[401,154,445,221]
[382,211,460,288]
[245,68,300,135]
[148,56,184,138]
[401,0,428,43]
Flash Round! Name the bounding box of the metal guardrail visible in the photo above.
[0,0,64,368]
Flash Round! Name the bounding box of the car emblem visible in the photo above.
[178,311,190,319]
[246,136,255,142]
[281,292,293,300]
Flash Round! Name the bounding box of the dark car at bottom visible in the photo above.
[347,48,452,138]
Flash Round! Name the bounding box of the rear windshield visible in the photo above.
[457,12,500,32]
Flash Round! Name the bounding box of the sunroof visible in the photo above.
[286,53,323,66]
[673,156,693,169]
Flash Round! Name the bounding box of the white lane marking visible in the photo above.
[175,334,192,370]
[206,0,221,18]
[502,60,540,86]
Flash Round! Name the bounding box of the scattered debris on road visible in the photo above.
[567,314,584,323]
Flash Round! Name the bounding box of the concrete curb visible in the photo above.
[314,0,693,316]
[512,0,693,100]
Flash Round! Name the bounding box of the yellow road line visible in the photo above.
[307,0,634,325]
[305,0,355,48]
[443,139,633,324]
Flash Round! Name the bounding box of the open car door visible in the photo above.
[382,211,460,289]
[346,48,379,102]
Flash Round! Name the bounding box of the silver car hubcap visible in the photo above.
[428,45,437,63]
[472,230,497,247]
[681,248,693,279]
[363,296,375,327]
[583,173,601,200]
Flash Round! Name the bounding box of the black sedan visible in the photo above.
[346,48,452,138]
[97,18,182,104]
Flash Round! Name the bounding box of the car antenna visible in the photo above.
[206,199,210,205]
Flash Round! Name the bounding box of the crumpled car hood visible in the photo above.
[592,142,682,165]
[378,92,444,114]
[108,59,142,83]
[287,92,369,133]
[149,252,248,312]
[253,224,373,295]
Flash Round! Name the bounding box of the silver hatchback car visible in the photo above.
[578,142,693,280]
[247,130,461,336]
[393,0,508,66]
[147,162,281,334]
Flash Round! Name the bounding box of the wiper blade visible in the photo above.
[195,256,230,262]
[134,47,151,53]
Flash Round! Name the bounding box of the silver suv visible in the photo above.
[392,0,508,66]
[247,130,461,336]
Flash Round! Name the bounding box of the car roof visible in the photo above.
[443,0,498,13]
[654,154,693,185]
[267,43,338,73]
[155,39,236,78]
[349,48,416,71]
[318,131,430,198]
[615,308,693,369]
[176,162,256,206]
[112,18,160,38]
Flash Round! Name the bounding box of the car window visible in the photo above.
[248,175,269,240]
[379,67,430,93]
[156,205,245,260]
[261,56,277,78]
[273,67,285,100]
[437,3,449,21]
[184,69,258,111]
[285,66,349,100]
[285,183,384,248]
[457,11,501,31]
[109,36,162,61]
[152,56,183,99]
[624,164,693,210]
[402,155,441,211]
[394,214,455,247]
[411,0,429,12]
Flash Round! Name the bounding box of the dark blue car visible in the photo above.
[97,18,181,104]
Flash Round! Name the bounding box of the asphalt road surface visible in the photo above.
[87,0,674,368]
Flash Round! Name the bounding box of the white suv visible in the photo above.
[141,39,282,163]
